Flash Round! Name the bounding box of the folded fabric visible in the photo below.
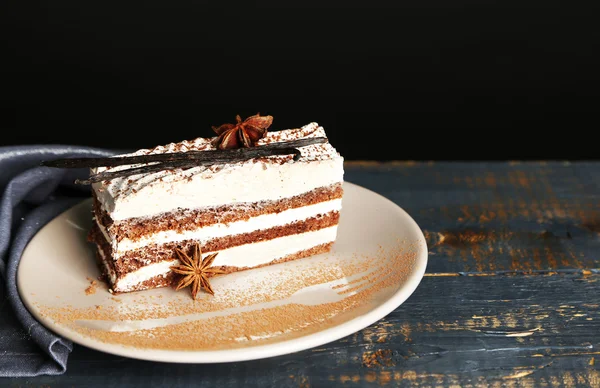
[0,145,116,377]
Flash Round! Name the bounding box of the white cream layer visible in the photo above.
[115,260,175,292]
[102,199,342,256]
[93,124,344,221]
[112,226,338,292]
[98,158,343,221]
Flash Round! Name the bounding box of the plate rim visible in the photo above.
[17,181,428,363]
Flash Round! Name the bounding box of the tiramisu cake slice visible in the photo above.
[86,117,344,294]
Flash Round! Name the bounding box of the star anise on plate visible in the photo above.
[170,243,226,299]
[212,113,273,150]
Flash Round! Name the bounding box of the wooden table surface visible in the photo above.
[3,161,599,387]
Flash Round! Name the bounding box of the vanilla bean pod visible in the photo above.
[42,137,325,169]
[74,147,302,184]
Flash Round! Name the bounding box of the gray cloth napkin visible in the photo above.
[0,145,116,377]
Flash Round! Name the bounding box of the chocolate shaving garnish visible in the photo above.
[212,113,273,150]
[42,137,326,184]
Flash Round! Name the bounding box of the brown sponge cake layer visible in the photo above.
[94,183,342,242]
[94,247,176,293]
[104,243,332,293]
[90,211,339,276]
[90,222,334,293]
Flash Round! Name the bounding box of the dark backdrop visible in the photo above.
[1,1,599,160]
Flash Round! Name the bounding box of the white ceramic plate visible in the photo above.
[17,182,427,363]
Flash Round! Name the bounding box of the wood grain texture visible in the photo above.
[2,162,599,387]
[347,161,600,274]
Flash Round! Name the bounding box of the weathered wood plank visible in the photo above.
[346,161,600,273]
[2,161,599,387]
[4,274,598,387]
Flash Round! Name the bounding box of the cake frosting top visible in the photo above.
[93,122,344,220]
[134,122,337,160]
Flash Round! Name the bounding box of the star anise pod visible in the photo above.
[212,113,273,150]
[170,243,226,299]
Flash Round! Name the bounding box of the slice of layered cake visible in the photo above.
[83,116,344,295]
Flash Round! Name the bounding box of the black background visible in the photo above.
[2,1,599,160]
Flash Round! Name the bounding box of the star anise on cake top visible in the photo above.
[212,113,273,150]
[170,243,225,299]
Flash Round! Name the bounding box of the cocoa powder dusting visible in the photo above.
[39,241,420,351]
[85,279,97,295]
